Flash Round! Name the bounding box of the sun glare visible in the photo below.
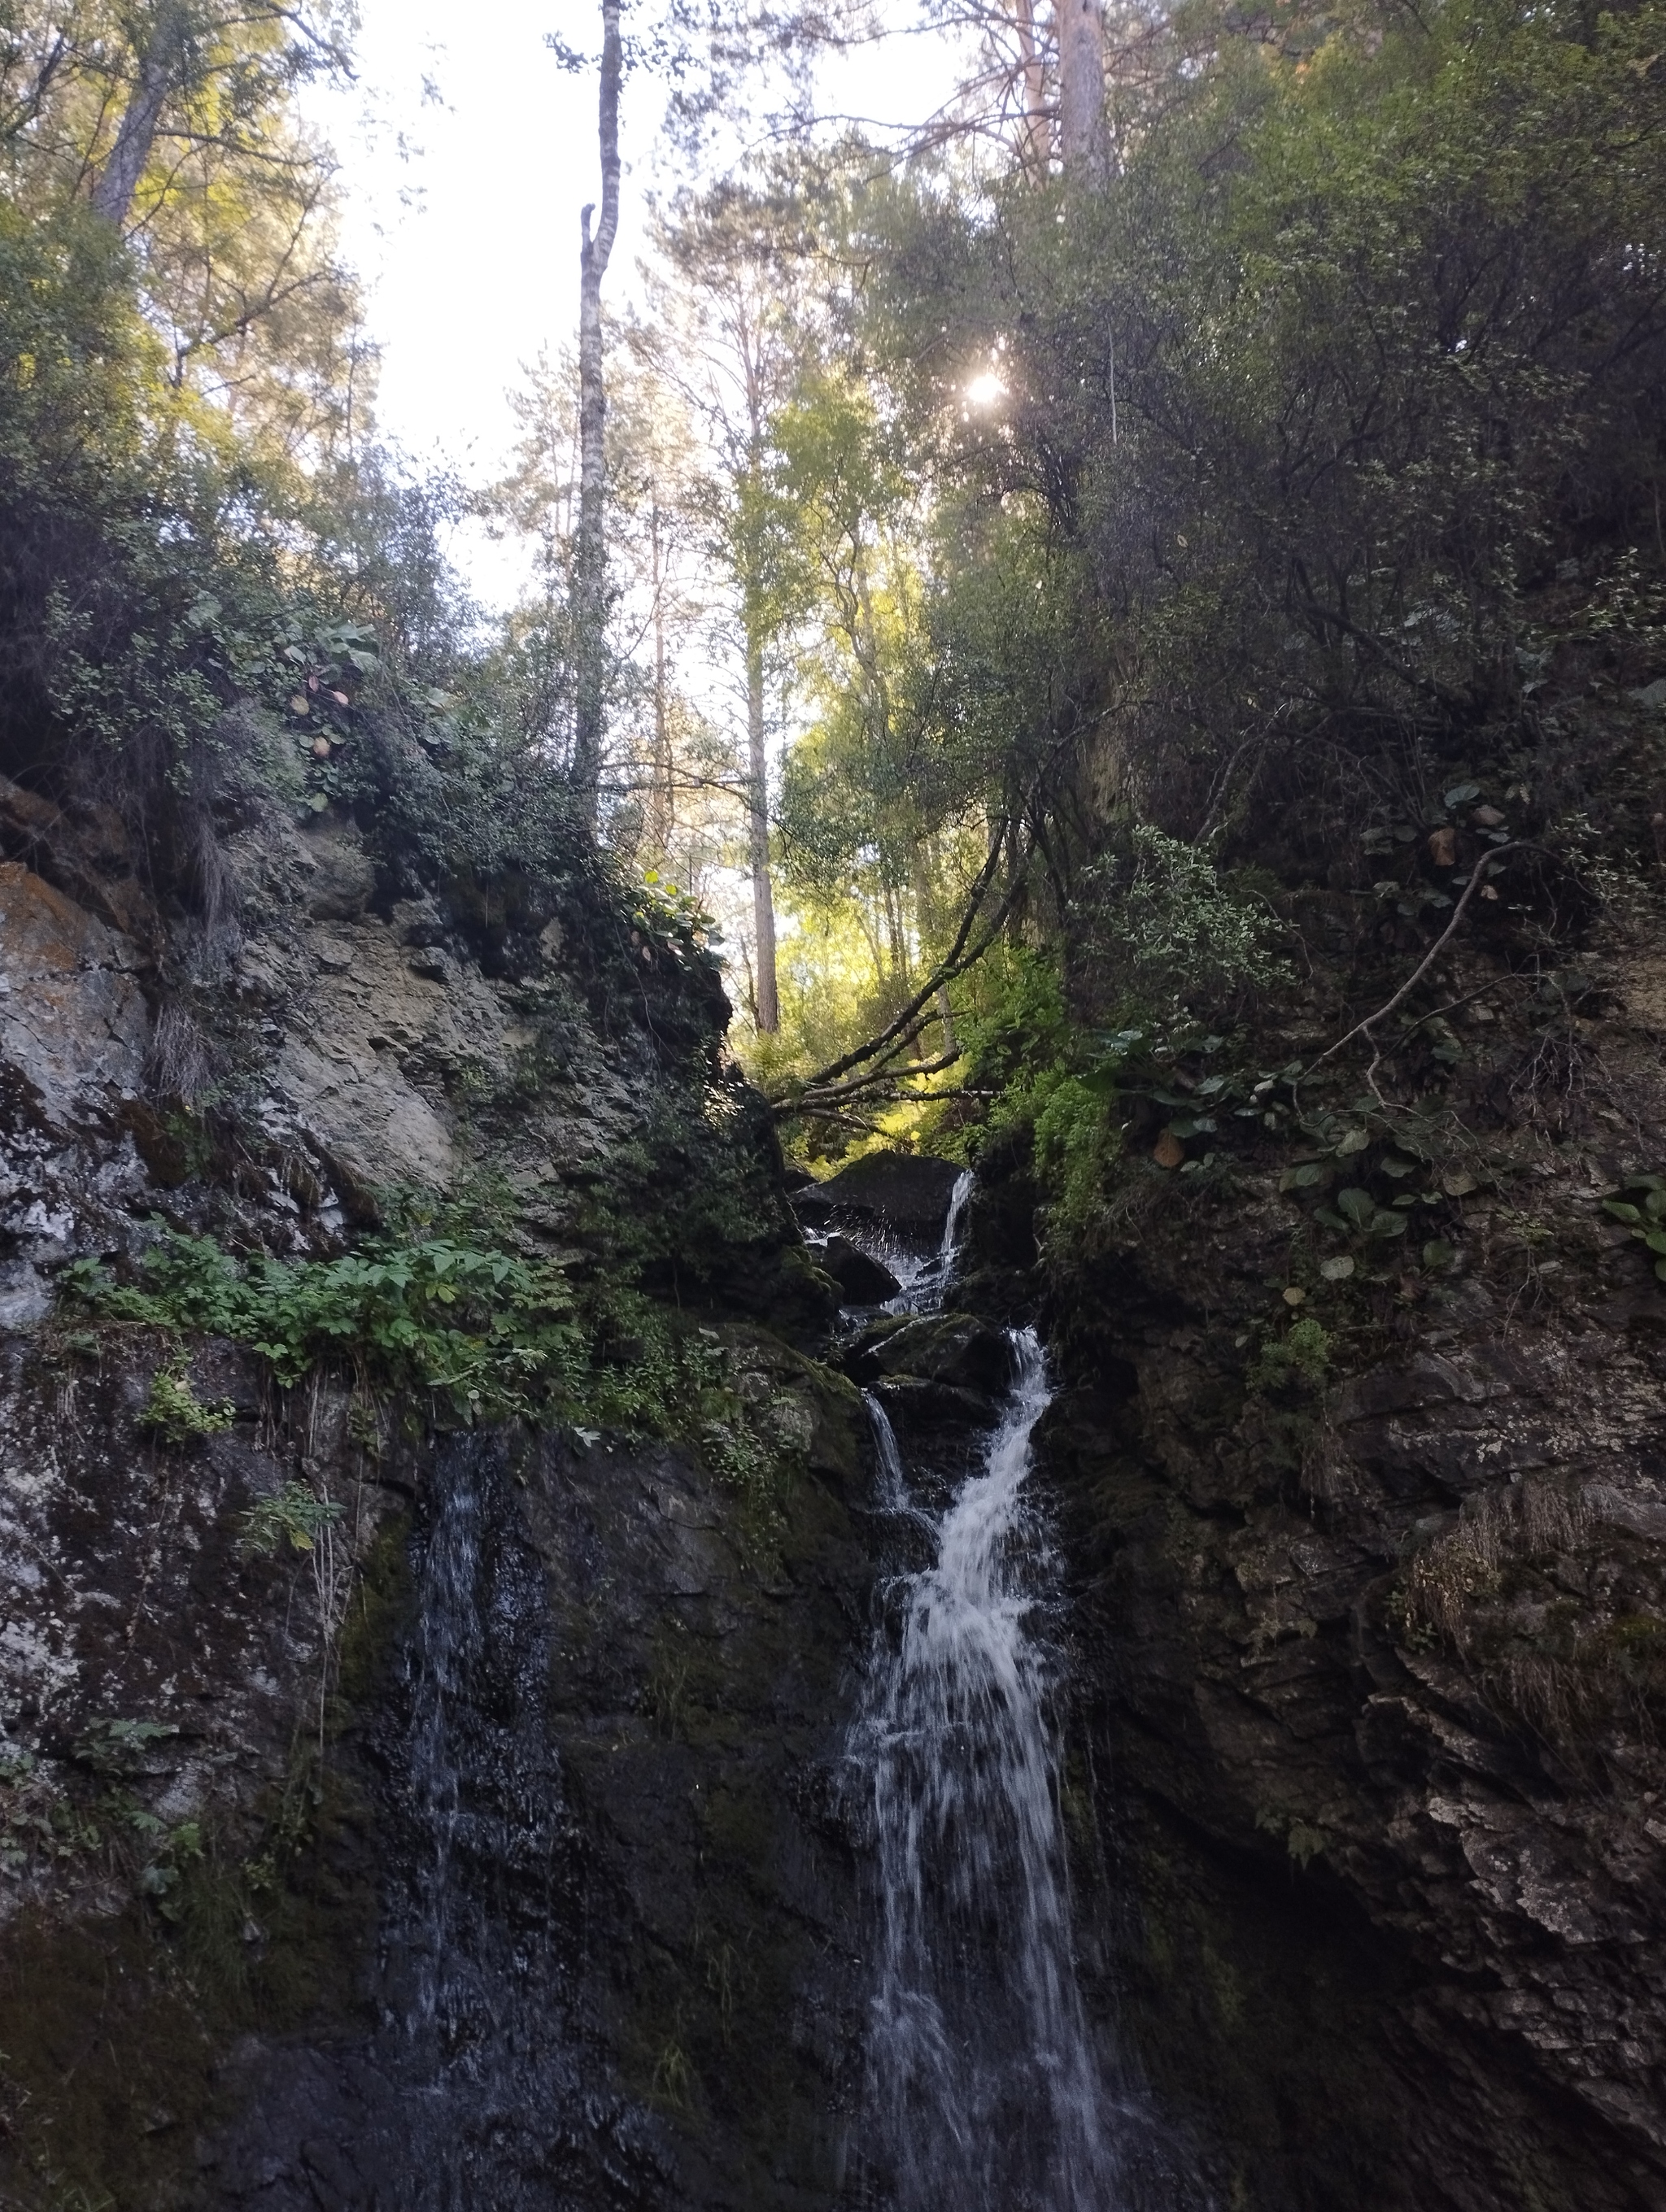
[966,370,1006,407]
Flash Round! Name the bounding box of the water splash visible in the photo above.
[879,1168,976,1313]
[865,1391,914,1517]
[850,1327,1123,2210]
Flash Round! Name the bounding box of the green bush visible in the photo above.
[135,1366,236,1445]
[1249,1318,1333,1396]
[59,1222,778,1468]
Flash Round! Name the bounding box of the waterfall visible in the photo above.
[404,1433,486,2053]
[850,1330,1122,2211]
[865,1391,914,1518]
[937,1168,975,1282]
[370,1431,595,2207]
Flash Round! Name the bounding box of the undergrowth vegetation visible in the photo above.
[1393,1480,1666,1755]
[60,1219,787,1479]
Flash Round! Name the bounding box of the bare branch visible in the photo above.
[1299,841,1543,1090]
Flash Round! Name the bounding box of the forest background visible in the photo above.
[3,0,1664,1220]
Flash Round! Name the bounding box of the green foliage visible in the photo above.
[1249,1318,1332,1396]
[1030,1075,1124,1234]
[631,870,726,978]
[135,1365,235,1444]
[238,1484,346,1558]
[72,1720,178,1782]
[1600,1173,1666,1287]
[60,1221,783,1474]
[63,1228,590,1424]
[1079,827,1289,1021]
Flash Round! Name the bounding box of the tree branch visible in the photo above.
[783,826,1021,1100]
[1299,841,1541,1088]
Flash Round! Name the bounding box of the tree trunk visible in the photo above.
[911,842,958,1058]
[1057,0,1107,181]
[1007,0,1051,173]
[746,625,779,1033]
[572,0,621,816]
[648,491,674,855]
[91,2,187,227]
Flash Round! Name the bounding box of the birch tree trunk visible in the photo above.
[91,2,187,227]
[1057,0,1107,181]
[648,493,674,855]
[746,623,779,1032]
[572,0,622,816]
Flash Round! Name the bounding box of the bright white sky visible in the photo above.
[303,2,967,612]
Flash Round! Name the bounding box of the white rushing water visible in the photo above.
[869,1167,976,1313]
[848,1169,1128,2210]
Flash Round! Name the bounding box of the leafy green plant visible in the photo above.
[64,1229,588,1423]
[1249,1317,1332,1394]
[1332,1187,1408,1243]
[238,1485,346,1558]
[72,1719,178,1780]
[633,869,726,977]
[1031,1073,1124,1234]
[60,1223,780,1482]
[135,1818,204,1922]
[1082,825,1290,1017]
[135,1366,235,1445]
[1601,1174,1666,1285]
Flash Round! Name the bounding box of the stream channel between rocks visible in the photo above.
[828,1175,1202,2212]
[203,1167,1201,2212]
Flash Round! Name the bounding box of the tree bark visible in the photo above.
[746,624,778,1032]
[648,491,674,855]
[1006,0,1051,173]
[1057,0,1107,181]
[572,0,621,816]
[91,2,187,227]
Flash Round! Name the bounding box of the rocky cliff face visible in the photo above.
[11,739,1666,2212]
[0,773,868,2210]
[990,912,1666,2211]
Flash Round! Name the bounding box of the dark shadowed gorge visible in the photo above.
[4,0,1666,2206]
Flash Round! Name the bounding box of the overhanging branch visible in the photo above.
[774,825,1031,1120]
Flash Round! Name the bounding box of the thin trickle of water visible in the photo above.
[879,1168,977,1314]
[371,1433,594,2207]
[850,1328,1123,2211]
[404,1441,486,2048]
[865,1391,913,1517]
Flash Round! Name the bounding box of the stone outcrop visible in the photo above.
[0,785,861,2210]
[985,921,1666,2211]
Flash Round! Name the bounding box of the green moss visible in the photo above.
[0,1755,378,2211]
[334,1511,415,1711]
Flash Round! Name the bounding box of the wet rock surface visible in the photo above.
[979,959,1666,2212]
[198,1356,871,2212]
[810,1233,901,1306]
[0,790,861,2210]
[794,1153,963,1251]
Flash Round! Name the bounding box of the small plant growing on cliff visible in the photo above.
[136,1365,235,1444]
[1248,1317,1332,1394]
[1601,1173,1666,1287]
[238,1483,345,1557]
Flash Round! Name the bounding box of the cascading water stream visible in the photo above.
[853,1335,1120,2210]
[868,1167,975,1312]
[848,1179,1148,2211]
